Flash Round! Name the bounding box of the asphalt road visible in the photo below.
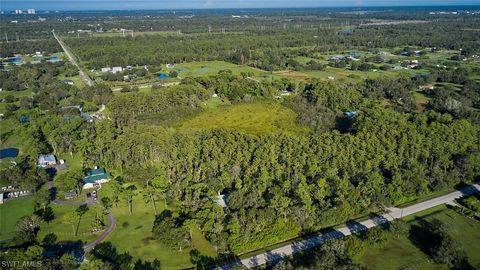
[52,30,95,87]
[83,211,116,252]
[216,183,480,269]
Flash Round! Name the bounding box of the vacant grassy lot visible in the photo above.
[0,196,35,242]
[99,183,217,269]
[179,101,309,136]
[414,91,432,112]
[357,205,480,270]
[174,60,267,78]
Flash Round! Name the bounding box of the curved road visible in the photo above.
[48,181,116,252]
[83,211,116,252]
[216,183,480,269]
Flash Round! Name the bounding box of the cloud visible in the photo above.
[203,0,214,7]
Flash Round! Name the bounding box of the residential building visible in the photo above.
[83,167,110,189]
[38,154,57,167]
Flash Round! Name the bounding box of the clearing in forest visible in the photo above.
[178,101,309,135]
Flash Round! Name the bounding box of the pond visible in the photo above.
[0,148,19,159]
[9,58,22,64]
[157,74,170,79]
[46,57,60,62]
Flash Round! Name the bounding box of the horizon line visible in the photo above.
[2,4,480,12]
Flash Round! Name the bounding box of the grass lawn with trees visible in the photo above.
[37,203,104,244]
[178,101,309,136]
[357,205,480,269]
[0,196,35,242]
[98,183,218,269]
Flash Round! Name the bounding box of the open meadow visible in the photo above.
[178,101,309,136]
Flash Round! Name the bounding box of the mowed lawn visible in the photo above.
[99,183,217,269]
[37,203,103,244]
[178,101,309,136]
[357,205,480,270]
[0,196,35,242]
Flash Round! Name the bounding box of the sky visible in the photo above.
[2,0,479,11]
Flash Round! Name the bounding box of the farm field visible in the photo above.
[178,101,309,135]
[357,205,480,270]
[0,196,35,242]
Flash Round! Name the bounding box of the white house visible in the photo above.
[111,67,123,74]
[38,154,57,167]
[101,67,111,73]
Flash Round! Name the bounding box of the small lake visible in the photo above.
[0,148,19,159]
[157,74,170,79]
[47,57,60,62]
[9,58,22,63]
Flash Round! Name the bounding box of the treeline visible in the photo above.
[63,16,480,70]
[0,39,61,58]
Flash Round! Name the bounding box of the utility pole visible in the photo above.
[4,32,8,43]
[208,25,211,34]
[16,32,19,41]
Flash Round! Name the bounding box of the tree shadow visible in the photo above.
[91,241,133,268]
[43,240,84,261]
[368,213,390,229]
[408,219,438,257]
[189,249,217,270]
[346,220,368,235]
[454,182,480,197]
[335,115,354,133]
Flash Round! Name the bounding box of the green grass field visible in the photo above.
[98,183,217,269]
[357,205,480,269]
[174,60,268,78]
[37,202,103,244]
[0,196,35,242]
[414,91,432,112]
[274,66,429,83]
[178,101,309,136]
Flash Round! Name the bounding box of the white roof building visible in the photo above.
[216,193,228,208]
[111,67,123,74]
[38,154,56,167]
